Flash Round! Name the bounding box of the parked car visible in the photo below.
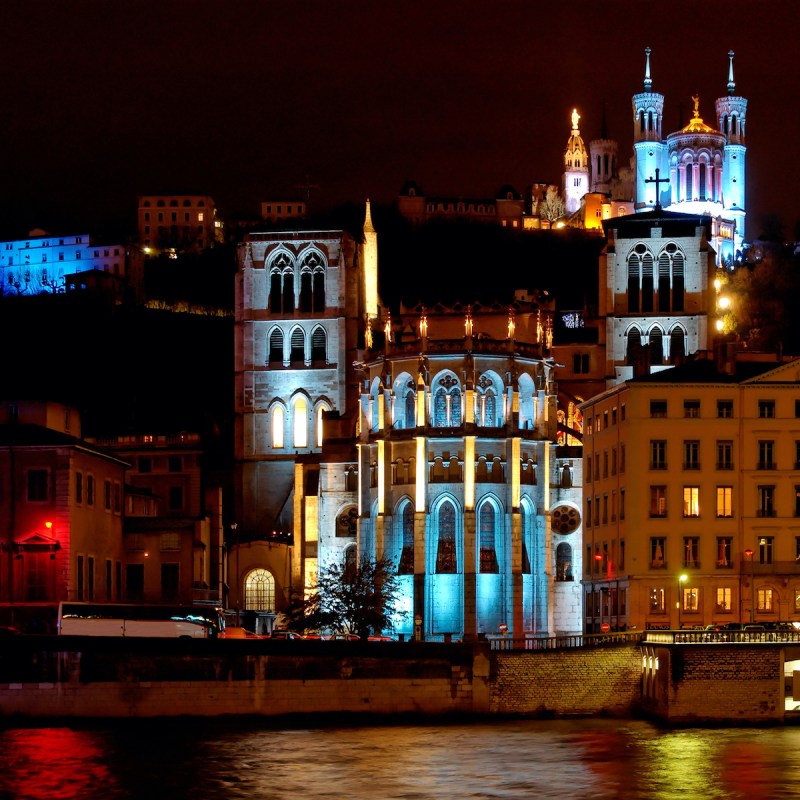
[220,626,264,639]
[0,626,24,637]
[328,633,360,641]
[266,630,304,640]
[367,635,397,642]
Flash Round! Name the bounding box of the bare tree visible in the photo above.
[539,187,566,227]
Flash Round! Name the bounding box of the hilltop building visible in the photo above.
[0,232,144,301]
[137,195,224,255]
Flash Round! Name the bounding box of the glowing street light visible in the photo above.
[677,574,688,630]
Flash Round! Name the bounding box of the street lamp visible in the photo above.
[677,574,688,630]
[744,548,755,623]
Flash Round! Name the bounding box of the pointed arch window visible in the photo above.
[641,253,654,312]
[626,327,642,366]
[670,327,686,364]
[627,254,640,312]
[293,397,308,448]
[435,501,457,573]
[555,543,573,582]
[404,390,416,429]
[299,270,313,312]
[282,269,294,313]
[649,327,664,365]
[268,328,284,364]
[672,252,684,311]
[313,270,325,312]
[316,406,325,448]
[521,504,532,574]
[290,328,305,363]
[244,568,275,611]
[311,327,326,363]
[398,503,414,574]
[657,252,671,312]
[479,503,499,573]
[272,407,285,449]
[699,163,707,201]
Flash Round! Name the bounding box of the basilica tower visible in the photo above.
[563,109,589,214]
[589,104,618,196]
[715,50,747,258]
[632,47,668,210]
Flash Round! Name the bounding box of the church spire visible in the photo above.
[727,50,736,95]
[364,197,376,233]
[643,46,652,92]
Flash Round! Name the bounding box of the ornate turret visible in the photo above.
[589,102,618,195]
[632,47,668,210]
[715,50,747,258]
[563,109,589,214]
[362,198,378,321]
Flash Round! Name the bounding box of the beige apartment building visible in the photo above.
[579,353,800,633]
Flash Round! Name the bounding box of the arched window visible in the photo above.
[268,328,283,364]
[294,397,308,448]
[434,388,447,426]
[555,543,573,582]
[521,502,532,574]
[657,252,670,312]
[290,328,305,363]
[271,407,284,449]
[670,327,686,364]
[282,269,294,312]
[641,253,654,313]
[269,271,283,313]
[433,376,461,427]
[685,161,693,200]
[398,503,414,574]
[404,390,416,429]
[699,163,707,200]
[316,406,325,448]
[299,270,313,312]
[649,327,663,365]
[627,254,640,312]
[344,545,357,580]
[435,501,457,573]
[479,503,499,573]
[311,327,326,363]
[626,327,642,366]
[672,252,685,311]
[313,270,325,312]
[245,568,275,611]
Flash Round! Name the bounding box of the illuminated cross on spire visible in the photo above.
[645,168,670,210]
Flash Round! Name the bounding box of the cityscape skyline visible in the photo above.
[0,1,797,241]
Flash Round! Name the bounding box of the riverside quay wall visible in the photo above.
[0,635,793,724]
[0,636,643,722]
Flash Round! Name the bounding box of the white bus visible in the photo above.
[57,602,226,638]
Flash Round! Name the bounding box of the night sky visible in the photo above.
[1,1,798,241]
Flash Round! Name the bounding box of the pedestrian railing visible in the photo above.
[646,629,800,645]
[488,631,643,651]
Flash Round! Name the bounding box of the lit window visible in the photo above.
[198,212,204,222]
[294,397,308,448]
[272,407,284,448]
[683,486,700,517]
[716,487,733,517]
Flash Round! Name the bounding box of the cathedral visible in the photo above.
[231,48,749,639]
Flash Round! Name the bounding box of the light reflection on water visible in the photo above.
[2,718,800,800]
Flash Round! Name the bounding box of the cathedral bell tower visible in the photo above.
[715,50,747,257]
[633,47,668,210]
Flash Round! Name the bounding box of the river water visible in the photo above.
[1,717,800,800]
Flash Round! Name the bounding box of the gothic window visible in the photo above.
[649,327,663,365]
[271,407,285,449]
[641,253,654,312]
[626,327,642,366]
[685,161,693,200]
[433,377,462,426]
[313,270,325,312]
[404,390,416,429]
[311,327,326,363]
[299,270,313,312]
[290,328,305,363]
[293,397,308,448]
[627,254,640,312]
[398,502,414,574]
[556,543,573,581]
[244,569,275,611]
[435,501,457,573]
[699,163,707,201]
[269,271,282,312]
[672,251,685,311]
[669,327,686,364]
[268,328,283,363]
[657,252,670,311]
[478,503,499,573]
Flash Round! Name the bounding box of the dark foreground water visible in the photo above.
[1,717,800,800]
